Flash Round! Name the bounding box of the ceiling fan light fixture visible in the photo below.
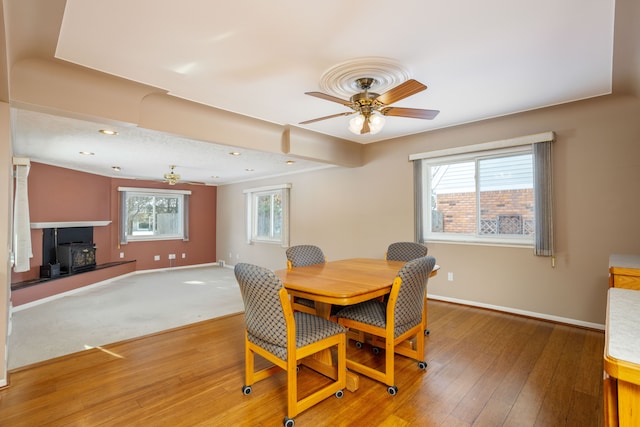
[348,113,385,135]
[368,113,386,134]
[348,114,365,134]
[163,165,181,185]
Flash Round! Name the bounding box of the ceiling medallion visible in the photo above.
[318,57,412,99]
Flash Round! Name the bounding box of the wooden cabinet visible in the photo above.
[609,254,640,290]
[604,288,640,426]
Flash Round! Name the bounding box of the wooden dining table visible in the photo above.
[274,257,438,391]
[275,258,406,318]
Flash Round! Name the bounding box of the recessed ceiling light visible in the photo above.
[99,129,118,136]
[112,166,121,171]
[229,151,241,156]
[245,168,254,172]
[286,160,295,165]
[211,175,220,179]
[79,151,95,156]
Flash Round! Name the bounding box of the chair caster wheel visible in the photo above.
[242,385,252,395]
[387,385,398,395]
[424,329,430,336]
[372,346,380,355]
[418,361,427,370]
[335,389,344,398]
[355,341,363,349]
[283,416,295,427]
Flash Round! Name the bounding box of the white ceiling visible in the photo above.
[11,0,615,185]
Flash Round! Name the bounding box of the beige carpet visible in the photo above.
[8,265,243,370]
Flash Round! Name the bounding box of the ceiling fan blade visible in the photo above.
[375,79,427,105]
[305,91,352,106]
[380,107,440,120]
[299,111,355,125]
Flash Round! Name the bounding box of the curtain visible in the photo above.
[13,163,33,272]
[281,186,290,248]
[413,160,424,244]
[182,194,190,241]
[533,141,554,256]
[119,190,128,245]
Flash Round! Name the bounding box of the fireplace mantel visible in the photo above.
[31,221,111,229]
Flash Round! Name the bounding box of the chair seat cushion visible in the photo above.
[294,297,315,308]
[336,300,386,327]
[295,312,346,346]
[248,312,345,360]
[336,300,420,338]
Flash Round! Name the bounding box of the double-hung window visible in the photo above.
[411,132,554,254]
[118,187,190,243]
[244,184,291,246]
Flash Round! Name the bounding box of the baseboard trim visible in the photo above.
[427,293,605,331]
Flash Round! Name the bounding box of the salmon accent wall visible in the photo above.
[11,162,217,286]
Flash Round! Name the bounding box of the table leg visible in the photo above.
[306,301,360,391]
[618,379,640,426]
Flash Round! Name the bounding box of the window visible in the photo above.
[423,147,533,245]
[411,132,554,252]
[244,184,291,246]
[118,187,190,243]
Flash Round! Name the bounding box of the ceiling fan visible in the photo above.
[162,165,208,186]
[163,165,181,185]
[300,78,440,135]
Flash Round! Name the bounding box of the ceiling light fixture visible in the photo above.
[79,151,94,156]
[99,129,118,136]
[348,112,386,135]
[163,165,181,185]
[112,166,121,171]
[229,151,241,156]
[286,160,295,165]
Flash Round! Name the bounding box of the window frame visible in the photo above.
[244,183,291,247]
[118,187,191,243]
[421,145,535,246]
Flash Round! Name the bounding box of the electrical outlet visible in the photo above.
[168,254,176,260]
[119,252,124,259]
[154,255,160,261]
[447,272,454,281]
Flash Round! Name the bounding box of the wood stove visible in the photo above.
[57,242,97,274]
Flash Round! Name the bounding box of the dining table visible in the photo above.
[275,258,406,318]
[274,257,438,391]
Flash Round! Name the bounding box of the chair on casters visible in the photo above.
[235,263,346,427]
[336,256,436,395]
[385,241,428,262]
[386,241,431,336]
[286,245,327,315]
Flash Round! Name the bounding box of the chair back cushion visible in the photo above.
[286,245,325,267]
[394,256,436,329]
[234,263,288,348]
[386,242,428,261]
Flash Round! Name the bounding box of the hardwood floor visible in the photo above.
[0,300,605,426]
